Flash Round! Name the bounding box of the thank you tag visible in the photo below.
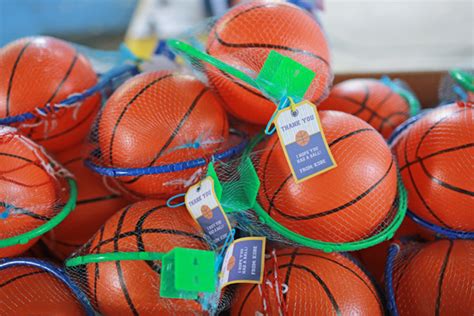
[185,176,231,248]
[220,237,266,287]
[275,100,337,182]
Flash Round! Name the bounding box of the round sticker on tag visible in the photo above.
[227,256,236,271]
[201,205,213,220]
[295,130,310,146]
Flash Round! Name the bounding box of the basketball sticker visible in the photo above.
[220,237,266,287]
[185,176,231,247]
[275,100,337,182]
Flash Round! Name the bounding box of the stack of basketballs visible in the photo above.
[0,1,472,315]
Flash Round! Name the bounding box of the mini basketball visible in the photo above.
[96,70,229,199]
[231,247,383,315]
[0,127,59,258]
[206,1,331,125]
[319,79,412,138]
[353,217,434,282]
[0,36,100,152]
[392,240,473,316]
[257,111,398,243]
[0,264,87,315]
[82,200,210,315]
[392,103,474,232]
[42,146,128,260]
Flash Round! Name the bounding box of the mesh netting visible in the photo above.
[0,36,138,153]
[230,247,384,315]
[390,102,474,238]
[42,145,129,261]
[0,258,94,315]
[210,110,407,252]
[65,199,231,315]
[0,126,76,258]
[318,77,420,139]
[85,70,247,200]
[385,240,474,316]
[438,69,474,105]
[167,0,333,126]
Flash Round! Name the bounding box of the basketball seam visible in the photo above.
[123,87,210,184]
[399,142,474,171]
[77,194,122,205]
[5,41,32,117]
[0,270,47,289]
[435,240,453,316]
[402,128,452,228]
[108,73,175,166]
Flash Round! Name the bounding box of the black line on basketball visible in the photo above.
[77,194,122,206]
[414,107,469,158]
[218,69,269,101]
[135,203,168,275]
[435,240,453,316]
[393,245,426,297]
[212,3,330,66]
[0,270,46,289]
[108,73,175,166]
[378,111,410,131]
[261,137,280,210]
[400,142,474,171]
[271,159,394,220]
[43,51,78,106]
[402,129,451,228]
[5,41,32,117]
[419,159,474,196]
[287,264,342,315]
[283,248,299,303]
[278,251,383,310]
[366,90,393,124]
[113,205,139,315]
[123,87,210,184]
[89,228,207,254]
[93,225,105,309]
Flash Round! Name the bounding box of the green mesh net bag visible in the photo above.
[0,126,77,258]
[64,199,235,315]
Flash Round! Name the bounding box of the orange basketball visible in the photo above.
[393,240,473,316]
[258,111,398,243]
[0,264,87,315]
[353,216,434,283]
[392,103,474,231]
[83,200,209,315]
[207,1,331,125]
[97,71,229,199]
[0,127,58,257]
[231,247,383,315]
[319,79,411,138]
[42,146,128,260]
[0,36,100,152]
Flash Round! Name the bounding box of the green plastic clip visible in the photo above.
[160,247,216,299]
[450,69,474,92]
[256,50,315,101]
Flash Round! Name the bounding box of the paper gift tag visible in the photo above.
[219,237,266,287]
[274,100,337,182]
[185,176,231,248]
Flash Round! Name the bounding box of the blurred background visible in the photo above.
[1,0,473,104]
[1,0,472,72]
